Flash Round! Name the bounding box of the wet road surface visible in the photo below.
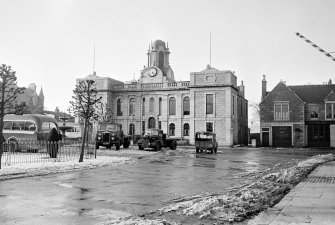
[0,147,334,224]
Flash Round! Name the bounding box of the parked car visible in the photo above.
[195,131,218,154]
[95,123,130,150]
[138,129,177,151]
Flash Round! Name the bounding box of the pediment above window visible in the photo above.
[324,90,335,101]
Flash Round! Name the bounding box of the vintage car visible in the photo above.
[95,123,130,150]
[195,131,218,154]
[137,129,177,151]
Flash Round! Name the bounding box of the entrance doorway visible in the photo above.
[262,132,269,147]
[272,126,292,147]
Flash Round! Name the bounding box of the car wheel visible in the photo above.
[155,142,161,151]
[107,145,111,149]
[214,147,217,154]
[116,143,120,150]
[170,141,177,150]
[196,148,199,153]
[210,149,214,154]
[123,141,129,148]
[138,145,144,150]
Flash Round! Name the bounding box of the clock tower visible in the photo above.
[139,40,175,83]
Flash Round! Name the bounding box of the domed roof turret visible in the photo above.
[152,40,166,50]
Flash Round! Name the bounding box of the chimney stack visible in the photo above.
[262,75,267,100]
[239,80,245,98]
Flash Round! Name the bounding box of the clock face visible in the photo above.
[148,67,157,77]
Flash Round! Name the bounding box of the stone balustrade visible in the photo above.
[110,81,190,92]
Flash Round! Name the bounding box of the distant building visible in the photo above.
[77,40,248,146]
[15,83,44,114]
[260,76,335,148]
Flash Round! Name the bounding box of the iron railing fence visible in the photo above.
[0,140,96,167]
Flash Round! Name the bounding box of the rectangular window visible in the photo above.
[310,105,319,119]
[142,121,145,134]
[158,121,161,129]
[274,103,289,120]
[206,94,213,114]
[142,98,145,116]
[159,98,162,116]
[206,122,213,132]
[326,103,332,119]
[240,99,243,115]
[325,102,335,120]
[233,95,235,116]
[3,121,12,130]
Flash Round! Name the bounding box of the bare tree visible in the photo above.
[68,80,101,162]
[249,102,260,133]
[0,64,25,169]
[96,102,113,124]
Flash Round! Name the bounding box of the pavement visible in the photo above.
[248,160,335,225]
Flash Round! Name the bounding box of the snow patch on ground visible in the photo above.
[0,156,132,180]
[150,154,335,223]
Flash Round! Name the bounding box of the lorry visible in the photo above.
[95,123,130,150]
[137,129,177,151]
[195,131,218,154]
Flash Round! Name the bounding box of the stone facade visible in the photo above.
[260,76,335,148]
[77,40,248,146]
[15,83,44,113]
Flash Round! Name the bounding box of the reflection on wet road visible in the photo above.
[0,148,333,224]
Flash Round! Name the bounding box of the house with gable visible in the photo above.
[260,75,335,148]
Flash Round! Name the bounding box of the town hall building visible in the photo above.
[77,40,248,146]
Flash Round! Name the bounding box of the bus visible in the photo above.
[3,114,61,148]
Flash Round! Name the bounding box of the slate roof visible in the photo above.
[288,84,335,103]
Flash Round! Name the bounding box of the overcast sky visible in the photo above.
[1,0,335,112]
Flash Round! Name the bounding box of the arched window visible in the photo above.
[183,96,190,115]
[129,123,135,135]
[149,97,155,114]
[169,97,176,115]
[159,97,162,115]
[169,123,175,136]
[159,51,164,68]
[183,123,189,136]
[117,99,122,116]
[148,117,156,129]
[129,98,135,116]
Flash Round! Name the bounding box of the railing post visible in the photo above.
[94,142,97,159]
